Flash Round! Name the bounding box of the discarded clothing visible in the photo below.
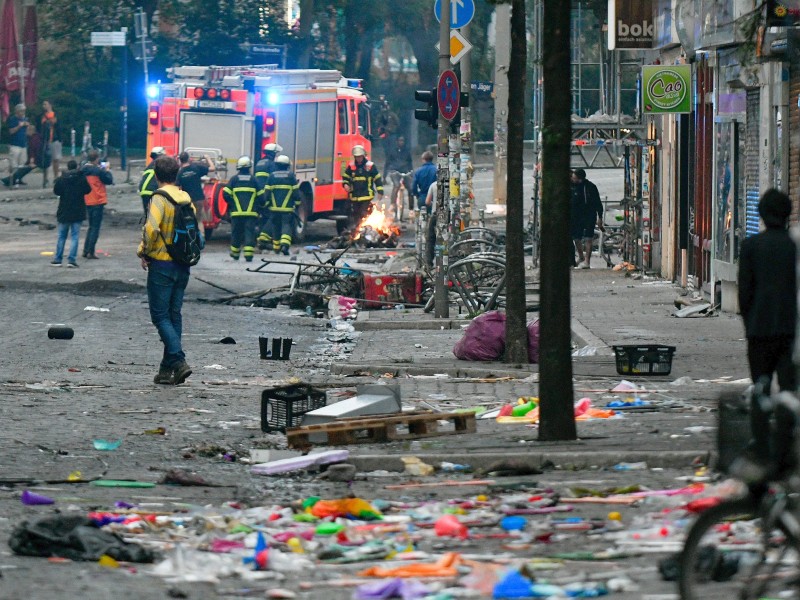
[8,514,155,562]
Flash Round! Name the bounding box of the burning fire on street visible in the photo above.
[329,205,401,249]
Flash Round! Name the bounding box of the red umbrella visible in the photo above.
[22,3,36,107]
[0,0,20,119]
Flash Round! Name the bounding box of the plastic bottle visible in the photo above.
[512,400,537,417]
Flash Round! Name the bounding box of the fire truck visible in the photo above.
[146,65,372,240]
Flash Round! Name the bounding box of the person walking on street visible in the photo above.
[139,147,166,216]
[81,149,114,259]
[264,155,300,256]
[343,145,383,233]
[40,100,62,181]
[737,189,797,470]
[178,151,215,216]
[50,160,91,268]
[223,156,261,262]
[6,104,29,184]
[383,135,413,218]
[570,168,604,269]
[255,142,283,249]
[412,151,437,215]
[137,155,194,386]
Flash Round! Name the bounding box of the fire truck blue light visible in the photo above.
[267,92,280,105]
[147,85,159,99]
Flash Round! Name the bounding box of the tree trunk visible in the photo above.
[538,0,576,441]
[504,0,528,364]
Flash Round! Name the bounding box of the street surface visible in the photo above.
[0,167,752,599]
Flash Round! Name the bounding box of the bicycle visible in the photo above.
[678,384,800,600]
[387,170,412,223]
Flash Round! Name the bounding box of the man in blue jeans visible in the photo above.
[137,155,195,385]
[51,160,90,267]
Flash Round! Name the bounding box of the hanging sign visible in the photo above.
[642,65,692,114]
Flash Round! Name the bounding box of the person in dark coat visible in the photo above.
[570,168,605,268]
[50,160,91,267]
[737,188,797,470]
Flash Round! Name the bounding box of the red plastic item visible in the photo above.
[684,497,722,513]
[361,273,422,308]
[433,514,468,539]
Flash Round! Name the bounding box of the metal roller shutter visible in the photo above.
[744,89,760,237]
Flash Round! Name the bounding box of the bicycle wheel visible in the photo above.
[678,495,800,600]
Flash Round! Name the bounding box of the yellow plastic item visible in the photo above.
[98,555,120,568]
[67,471,82,482]
[608,511,622,521]
[401,456,435,476]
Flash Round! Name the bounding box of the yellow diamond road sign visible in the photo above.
[450,29,472,65]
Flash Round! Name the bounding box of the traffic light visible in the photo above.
[414,88,438,129]
[447,92,470,134]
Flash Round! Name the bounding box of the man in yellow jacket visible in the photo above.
[137,155,195,385]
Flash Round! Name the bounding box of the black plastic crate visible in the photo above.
[612,344,676,376]
[261,385,326,433]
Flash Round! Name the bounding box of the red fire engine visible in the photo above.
[146,65,372,240]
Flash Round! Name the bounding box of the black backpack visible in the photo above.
[153,189,203,266]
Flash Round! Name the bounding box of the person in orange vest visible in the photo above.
[81,149,114,259]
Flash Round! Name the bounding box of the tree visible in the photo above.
[538,0,577,441]
[504,0,528,364]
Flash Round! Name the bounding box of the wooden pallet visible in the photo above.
[285,411,477,448]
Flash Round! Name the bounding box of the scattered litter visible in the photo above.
[159,468,216,487]
[90,480,155,488]
[9,515,155,563]
[250,449,350,476]
[401,456,435,476]
[218,336,236,344]
[611,380,640,392]
[203,364,228,370]
[92,439,122,451]
[670,376,694,386]
[673,302,715,318]
[47,326,74,340]
[83,306,110,312]
[21,490,55,506]
[572,346,598,357]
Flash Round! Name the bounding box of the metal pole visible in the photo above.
[460,23,472,227]
[493,3,510,205]
[137,10,149,91]
[121,28,128,170]
[434,0,450,318]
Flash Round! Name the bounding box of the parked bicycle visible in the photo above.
[678,381,800,599]
[387,170,413,223]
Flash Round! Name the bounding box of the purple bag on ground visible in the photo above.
[453,311,506,361]
[528,319,540,363]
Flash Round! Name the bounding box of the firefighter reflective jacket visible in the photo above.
[254,157,276,192]
[223,173,261,217]
[138,160,158,201]
[265,170,300,213]
[343,159,383,202]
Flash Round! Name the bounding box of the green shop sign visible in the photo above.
[642,65,692,114]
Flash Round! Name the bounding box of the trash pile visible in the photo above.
[7,460,751,598]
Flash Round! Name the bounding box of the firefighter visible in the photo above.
[255,143,283,249]
[138,146,165,216]
[264,155,300,256]
[223,156,261,262]
[342,145,383,233]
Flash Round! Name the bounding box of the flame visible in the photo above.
[354,205,400,240]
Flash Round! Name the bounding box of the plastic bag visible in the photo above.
[527,319,540,363]
[453,311,506,361]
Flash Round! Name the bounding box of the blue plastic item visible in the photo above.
[500,516,527,531]
[493,571,532,598]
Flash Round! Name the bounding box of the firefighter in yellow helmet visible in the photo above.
[223,156,261,262]
[342,144,383,233]
[264,155,300,256]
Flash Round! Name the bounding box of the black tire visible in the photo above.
[293,193,309,243]
[678,495,800,600]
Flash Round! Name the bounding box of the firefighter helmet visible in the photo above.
[237,155,252,170]
[275,155,291,166]
[150,146,165,158]
[352,145,366,157]
[264,143,283,154]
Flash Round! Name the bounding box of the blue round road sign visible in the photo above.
[438,70,460,121]
[434,0,476,29]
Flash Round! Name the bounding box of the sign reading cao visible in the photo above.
[642,65,691,114]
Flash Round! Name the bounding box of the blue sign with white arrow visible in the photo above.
[434,0,475,30]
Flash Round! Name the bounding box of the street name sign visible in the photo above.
[91,31,127,47]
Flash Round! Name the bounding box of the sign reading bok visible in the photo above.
[608,0,654,49]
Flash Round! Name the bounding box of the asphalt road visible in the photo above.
[0,177,735,600]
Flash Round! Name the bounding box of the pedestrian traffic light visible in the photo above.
[414,88,438,129]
